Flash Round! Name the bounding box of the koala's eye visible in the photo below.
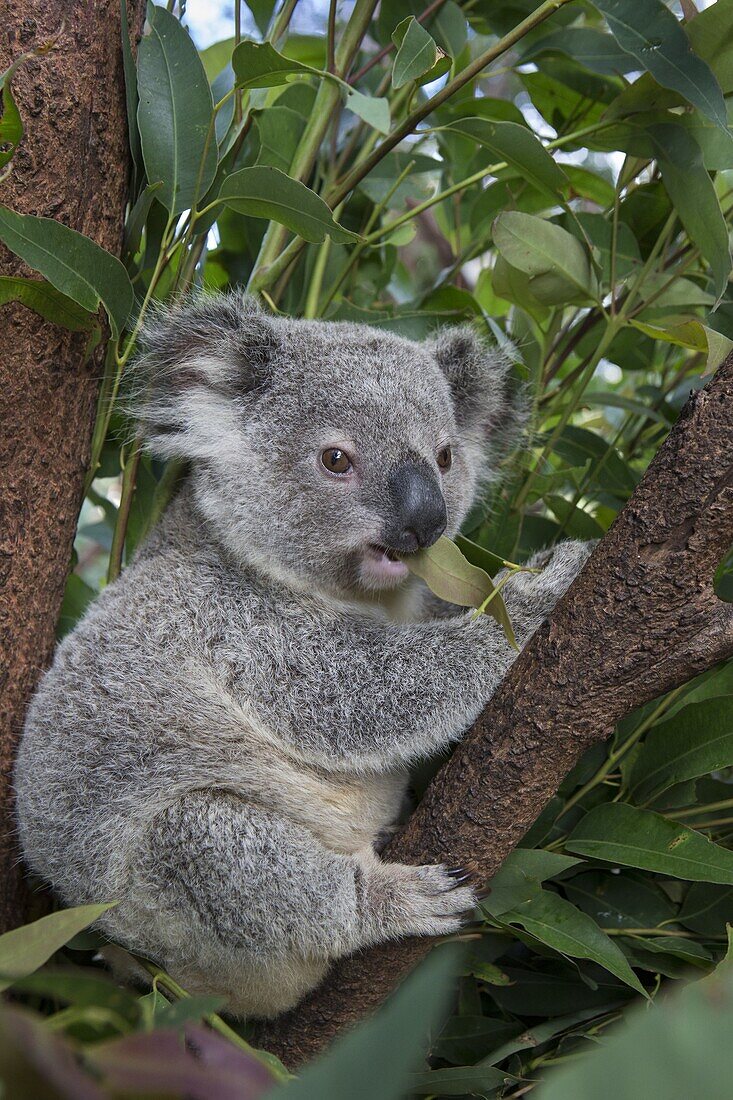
[321,447,353,476]
[437,446,452,471]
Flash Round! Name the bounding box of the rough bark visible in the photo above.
[0,1,145,932]
[254,353,733,1067]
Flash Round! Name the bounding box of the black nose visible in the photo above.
[384,461,447,553]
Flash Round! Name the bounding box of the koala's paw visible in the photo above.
[383,862,478,938]
[502,539,595,617]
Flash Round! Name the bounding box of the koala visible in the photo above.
[14,294,592,1019]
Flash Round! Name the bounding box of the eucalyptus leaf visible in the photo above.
[401,536,517,648]
[409,1064,518,1095]
[217,166,359,243]
[0,207,133,338]
[199,36,236,83]
[232,39,321,89]
[392,18,439,89]
[493,211,599,303]
[0,73,22,170]
[483,849,582,916]
[445,118,568,201]
[522,26,637,75]
[678,883,733,936]
[592,0,727,131]
[428,0,467,58]
[0,904,115,992]
[268,949,455,1100]
[0,276,97,331]
[630,698,733,804]
[567,803,733,883]
[537,944,733,1100]
[645,123,732,300]
[137,4,218,215]
[344,88,391,134]
[501,889,646,994]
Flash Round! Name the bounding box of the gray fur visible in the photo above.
[14,295,592,1018]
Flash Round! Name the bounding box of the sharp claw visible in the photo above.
[445,866,468,879]
[448,873,473,888]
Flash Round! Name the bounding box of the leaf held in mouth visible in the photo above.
[401,536,518,649]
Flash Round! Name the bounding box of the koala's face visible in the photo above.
[135,296,521,598]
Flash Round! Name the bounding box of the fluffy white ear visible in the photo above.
[431,325,527,455]
[126,293,280,461]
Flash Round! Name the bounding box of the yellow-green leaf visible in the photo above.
[401,536,517,648]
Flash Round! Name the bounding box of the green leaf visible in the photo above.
[567,803,733,883]
[0,904,115,992]
[392,18,439,89]
[120,0,143,186]
[0,207,133,338]
[521,26,636,75]
[544,496,605,540]
[565,165,616,208]
[537,939,733,1100]
[679,883,733,935]
[428,0,467,58]
[0,276,97,331]
[153,994,227,1028]
[454,534,506,577]
[630,698,733,804]
[253,106,306,172]
[246,0,278,36]
[483,850,582,916]
[582,391,667,425]
[645,123,731,299]
[268,949,455,1100]
[401,536,517,648]
[11,966,140,1019]
[493,211,599,303]
[137,3,217,215]
[564,870,677,930]
[445,118,568,201]
[57,572,97,639]
[344,88,391,134]
[232,39,321,89]
[409,1065,518,1095]
[199,36,236,82]
[492,254,552,322]
[501,889,646,994]
[431,1016,521,1066]
[0,73,22,170]
[217,166,359,243]
[630,319,733,372]
[592,0,727,131]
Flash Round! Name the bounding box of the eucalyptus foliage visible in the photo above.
[2,0,733,1094]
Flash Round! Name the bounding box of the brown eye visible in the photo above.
[437,446,452,471]
[321,447,352,475]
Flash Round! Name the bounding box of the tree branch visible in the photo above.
[252,352,733,1066]
[0,0,146,932]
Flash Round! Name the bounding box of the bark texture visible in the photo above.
[254,353,733,1067]
[0,1,145,932]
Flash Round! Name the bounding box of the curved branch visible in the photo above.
[253,352,733,1067]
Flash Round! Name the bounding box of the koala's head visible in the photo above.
[132,294,523,598]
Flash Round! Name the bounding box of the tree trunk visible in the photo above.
[0,0,145,932]
[254,354,733,1067]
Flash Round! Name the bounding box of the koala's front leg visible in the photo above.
[496,539,595,642]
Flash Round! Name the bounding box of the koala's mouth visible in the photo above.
[361,543,410,585]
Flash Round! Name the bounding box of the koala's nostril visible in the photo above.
[402,528,420,553]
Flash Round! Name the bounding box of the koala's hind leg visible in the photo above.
[114,791,475,1018]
